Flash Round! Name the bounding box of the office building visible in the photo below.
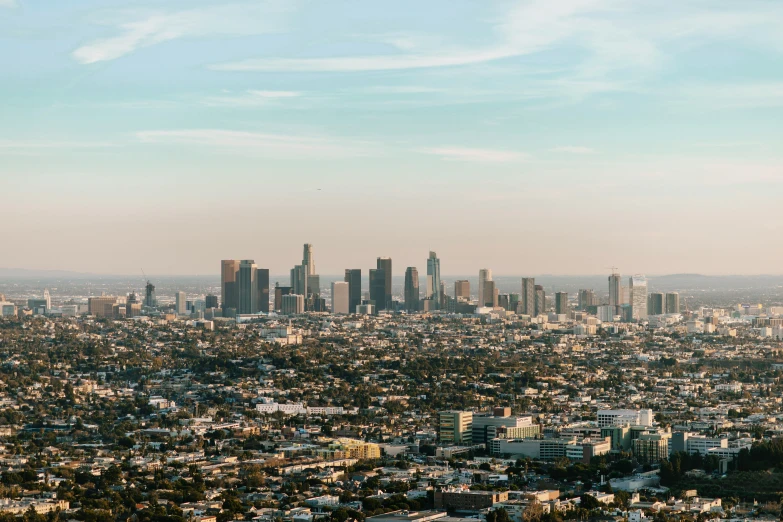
[483,280,497,307]
[578,289,598,309]
[434,490,508,511]
[331,281,350,314]
[555,292,569,315]
[290,264,308,296]
[438,411,473,444]
[307,274,320,297]
[274,284,292,311]
[344,269,362,314]
[221,260,240,314]
[88,296,117,318]
[205,294,219,309]
[237,260,258,314]
[520,277,535,316]
[0,303,16,317]
[609,272,622,309]
[175,291,188,315]
[28,299,47,315]
[497,294,510,310]
[303,243,315,275]
[144,281,156,308]
[126,292,142,318]
[404,267,419,312]
[666,292,680,314]
[426,251,441,310]
[649,292,665,316]
[630,275,648,321]
[454,280,470,300]
[478,269,492,307]
[369,269,385,313]
[597,409,654,428]
[43,289,51,311]
[257,268,270,313]
[376,257,392,310]
[535,285,546,316]
[472,409,539,445]
[281,294,305,315]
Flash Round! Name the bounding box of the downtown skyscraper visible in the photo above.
[375,257,392,311]
[404,267,419,312]
[630,275,648,320]
[521,277,535,316]
[478,269,492,308]
[426,251,441,310]
[344,269,361,314]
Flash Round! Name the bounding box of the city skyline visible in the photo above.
[3,1,783,275]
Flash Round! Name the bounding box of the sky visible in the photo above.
[2,0,783,276]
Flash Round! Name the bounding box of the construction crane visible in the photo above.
[605,266,619,274]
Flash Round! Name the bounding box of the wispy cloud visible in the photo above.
[0,139,117,156]
[674,82,783,109]
[0,0,17,8]
[419,147,528,163]
[550,146,595,154]
[202,90,302,107]
[72,2,292,64]
[135,129,373,159]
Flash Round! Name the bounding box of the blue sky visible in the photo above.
[2,0,783,275]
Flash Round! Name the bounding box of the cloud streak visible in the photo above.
[420,147,528,163]
[135,129,373,159]
[72,2,292,64]
[550,146,595,154]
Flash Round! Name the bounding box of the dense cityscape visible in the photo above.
[1,244,783,522]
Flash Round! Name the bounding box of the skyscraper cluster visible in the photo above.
[220,259,270,316]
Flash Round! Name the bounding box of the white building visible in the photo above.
[597,409,653,428]
[282,294,305,315]
[331,282,350,314]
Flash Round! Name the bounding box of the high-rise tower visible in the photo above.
[478,269,492,307]
[221,260,240,314]
[303,243,315,276]
[404,267,420,312]
[376,257,392,311]
[630,275,648,321]
[521,277,535,315]
[426,252,441,310]
[237,260,258,314]
[609,271,622,310]
[344,269,361,313]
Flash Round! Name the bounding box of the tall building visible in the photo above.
[344,269,361,313]
[376,257,392,310]
[478,269,492,307]
[630,275,648,321]
[521,277,535,315]
[88,296,117,318]
[257,268,270,313]
[404,267,419,312]
[221,260,240,314]
[438,411,473,444]
[578,289,597,309]
[43,289,51,310]
[126,292,142,318]
[483,280,498,307]
[307,274,320,297]
[175,291,188,315]
[144,281,156,308]
[237,260,258,314]
[535,285,546,316]
[666,292,680,314]
[205,294,219,309]
[608,272,622,310]
[303,243,315,275]
[555,292,569,315]
[274,283,292,311]
[454,280,470,300]
[331,281,350,314]
[290,264,308,296]
[281,294,305,315]
[369,268,386,312]
[649,292,665,316]
[426,251,441,309]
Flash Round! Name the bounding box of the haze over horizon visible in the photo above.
[3,0,783,275]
